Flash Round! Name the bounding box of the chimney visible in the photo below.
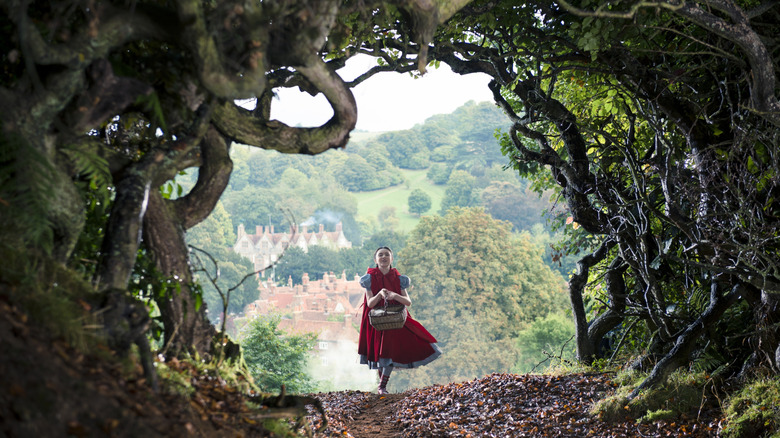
[319,224,324,233]
[336,221,343,232]
[237,224,245,237]
[256,225,262,235]
[302,272,309,285]
[302,225,308,234]
[287,275,293,288]
[270,225,274,234]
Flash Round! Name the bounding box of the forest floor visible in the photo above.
[1,294,725,438]
[308,373,725,437]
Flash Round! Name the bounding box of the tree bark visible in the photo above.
[587,257,628,355]
[569,238,617,363]
[144,190,216,357]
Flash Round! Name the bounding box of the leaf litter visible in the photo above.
[306,373,723,437]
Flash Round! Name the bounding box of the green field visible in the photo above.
[353,168,445,232]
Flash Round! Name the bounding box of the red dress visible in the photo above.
[358,267,441,369]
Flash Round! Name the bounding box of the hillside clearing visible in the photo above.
[353,169,445,232]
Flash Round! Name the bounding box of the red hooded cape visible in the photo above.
[357,267,438,368]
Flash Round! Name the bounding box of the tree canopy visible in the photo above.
[3,0,780,416]
[407,188,432,215]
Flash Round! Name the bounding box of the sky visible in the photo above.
[269,55,494,132]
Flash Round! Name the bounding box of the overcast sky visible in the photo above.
[269,55,494,132]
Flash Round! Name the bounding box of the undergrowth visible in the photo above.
[591,369,722,425]
[721,377,780,438]
[0,244,98,352]
[588,366,780,438]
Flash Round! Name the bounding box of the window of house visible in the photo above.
[319,341,329,350]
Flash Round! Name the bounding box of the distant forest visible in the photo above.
[181,101,575,322]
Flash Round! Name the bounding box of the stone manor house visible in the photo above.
[232,222,352,275]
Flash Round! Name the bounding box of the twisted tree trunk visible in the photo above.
[143,126,232,358]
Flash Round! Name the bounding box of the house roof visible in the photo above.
[239,223,350,249]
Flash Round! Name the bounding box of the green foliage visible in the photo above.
[274,246,329,285]
[439,170,479,214]
[221,147,359,233]
[427,163,452,184]
[514,312,576,373]
[60,142,113,199]
[240,315,316,394]
[352,168,445,232]
[375,130,428,168]
[0,130,57,253]
[327,152,403,191]
[481,181,551,232]
[392,208,568,389]
[722,377,780,438]
[128,246,185,342]
[407,188,432,215]
[0,244,97,352]
[68,178,114,280]
[186,201,236,248]
[273,232,408,285]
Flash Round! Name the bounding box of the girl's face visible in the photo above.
[375,248,393,269]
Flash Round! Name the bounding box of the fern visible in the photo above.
[60,140,113,204]
[0,130,57,253]
[134,92,168,133]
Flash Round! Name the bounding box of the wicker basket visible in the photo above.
[369,303,407,331]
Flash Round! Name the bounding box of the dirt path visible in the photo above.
[345,393,406,438]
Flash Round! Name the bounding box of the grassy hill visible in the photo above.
[353,168,445,232]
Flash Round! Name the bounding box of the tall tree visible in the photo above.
[393,207,567,389]
[407,188,432,215]
[241,315,317,394]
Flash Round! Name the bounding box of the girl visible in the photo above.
[358,247,441,394]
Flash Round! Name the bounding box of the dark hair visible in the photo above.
[374,246,392,257]
[374,247,393,267]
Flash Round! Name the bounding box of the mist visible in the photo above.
[308,340,377,393]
